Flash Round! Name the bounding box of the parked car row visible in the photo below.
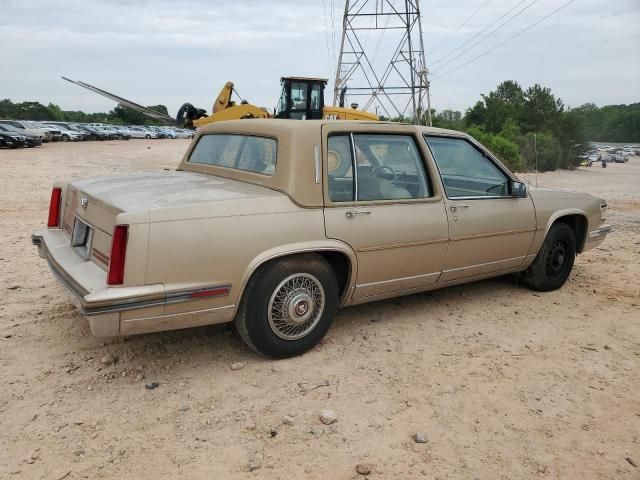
[0,119,195,148]
[580,143,638,167]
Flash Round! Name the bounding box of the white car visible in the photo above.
[128,126,157,139]
[161,128,177,139]
[44,124,82,142]
[174,129,195,139]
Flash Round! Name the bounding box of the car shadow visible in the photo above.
[59,273,525,365]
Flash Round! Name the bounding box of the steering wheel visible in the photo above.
[369,165,398,184]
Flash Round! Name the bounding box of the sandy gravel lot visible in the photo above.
[1,140,638,479]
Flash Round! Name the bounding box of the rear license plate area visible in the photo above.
[71,217,94,261]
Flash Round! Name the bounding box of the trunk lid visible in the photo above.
[63,170,289,270]
[68,170,285,215]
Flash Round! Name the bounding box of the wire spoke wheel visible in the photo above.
[268,273,325,341]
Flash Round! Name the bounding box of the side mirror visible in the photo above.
[510,181,527,198]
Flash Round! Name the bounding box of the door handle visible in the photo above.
[346,210,371,219]
[450,204,470,212]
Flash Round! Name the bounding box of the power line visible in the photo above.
[431,0,541,72]
[322,0,335,80]
[427,0,492,55]
[371,4,393,62]
[432,0,578,80]
[429,0,529,67]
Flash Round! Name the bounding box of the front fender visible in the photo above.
[527,208,589,259]
[543,208,587,236]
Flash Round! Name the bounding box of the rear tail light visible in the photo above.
[47,188,62,227]
[107,225,128,285]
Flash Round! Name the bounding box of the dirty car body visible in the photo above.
[32,120,611,357]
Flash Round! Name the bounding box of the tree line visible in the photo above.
[394,81,638,171]
[2,83,638,171]
[0,99,169,126]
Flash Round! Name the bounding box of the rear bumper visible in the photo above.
[32,230,235,336]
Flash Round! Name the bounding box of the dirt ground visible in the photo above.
[1,140,638,480]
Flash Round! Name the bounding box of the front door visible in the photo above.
[424,135,536,282]
[323,128,449,300]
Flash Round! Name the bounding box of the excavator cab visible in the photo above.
[275,77,327,120]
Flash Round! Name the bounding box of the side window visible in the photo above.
[425,136,509,198]
[327,135,354,202]
[310,84,322,110]
[189,134,277,175]
[290,82,307,110]
[353,134,431,201]
[237,136,277,174]
[327,134,431,202]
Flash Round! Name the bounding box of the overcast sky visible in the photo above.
[1,0,639,117]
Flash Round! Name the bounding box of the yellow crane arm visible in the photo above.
[213,82,235,113]
[322,106,379,121]
[193,104,271,127]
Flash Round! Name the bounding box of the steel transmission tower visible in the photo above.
[333,0,432,125]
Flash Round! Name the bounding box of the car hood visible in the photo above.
[69,170,291,221]
[528,187,598,201]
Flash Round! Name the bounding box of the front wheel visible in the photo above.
[145,134,151,139]
[521,222,576,292]
[235,254,339,358]
[62,134,69,142]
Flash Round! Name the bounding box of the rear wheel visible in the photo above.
[145,134,151,139]
[235,254,339,358]
[521,222,576,292]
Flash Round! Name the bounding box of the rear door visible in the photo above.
[322,124,449,301]
[424,135,536,282]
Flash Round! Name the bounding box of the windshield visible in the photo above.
[189,134,277,176]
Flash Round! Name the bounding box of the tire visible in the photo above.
[235,254,339,358]
[62,134,69,142]
[521,222,576,292]
[145,134,151,139]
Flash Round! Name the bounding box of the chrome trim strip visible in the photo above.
[358,237,448,252]
[443,256,526,274]
[314,144,320,184]
[165,284,231,302]
[451,227,537,242]
[350,133,358,201]
[446,195,513,200]
[357,271,440,288]
[588,225,611,240]
[85,284,232,316]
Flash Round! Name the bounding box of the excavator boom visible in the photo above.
[61,75,377,128]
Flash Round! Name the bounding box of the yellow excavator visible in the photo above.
[62,76,378,128]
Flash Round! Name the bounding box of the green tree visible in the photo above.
[464,101,486,127]
[46,103,64,121]
[521,84,563,133]
[433,109,463,130]
[499,117,521,142]
[518,132,562,171]
[466,125,522,171]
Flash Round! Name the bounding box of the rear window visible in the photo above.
[189,134,277,176]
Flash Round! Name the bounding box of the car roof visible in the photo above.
[181,120,472,207]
